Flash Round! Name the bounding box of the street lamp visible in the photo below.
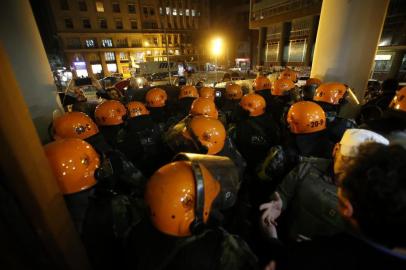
[211,37,223,83]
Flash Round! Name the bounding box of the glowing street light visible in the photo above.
[211,37,223,56]
[211,37,223,83]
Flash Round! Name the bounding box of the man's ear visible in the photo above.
[338,187,353,218]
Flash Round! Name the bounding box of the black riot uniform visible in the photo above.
[221,99,244,125]
[121,114,163,176]
[257,130,334,192]
[232,112,280,170]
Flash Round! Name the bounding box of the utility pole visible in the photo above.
[164,28,172,85]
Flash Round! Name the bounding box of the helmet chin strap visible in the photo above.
[190,161,205,234]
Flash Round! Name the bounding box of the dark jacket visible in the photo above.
[276,157,346,242]
[127,221,258,270]
[233,113,280,169]
[277,233,406,270]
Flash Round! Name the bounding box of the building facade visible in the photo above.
[47,0,210,78]
[210,0,253,70]
[250,0,406,81]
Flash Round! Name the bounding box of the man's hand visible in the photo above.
[259,192,283,226]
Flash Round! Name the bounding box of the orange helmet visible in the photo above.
[279,69,297,82]
[145,161,220,236]
[199,87,215,100]
[272,78,295,96]
[94,100,126,126]
[225,84,243,100]
[253,76,271,91]
[53,112,99,140]
[389,86,406,113]
[190,98,219,119]
[146,88,167,108]
[287,101,326,134]
[306,78,322,86]
[183,116,226,155]
[44,138,100,194]
[240,93,266,117]
[127,101,150,118]
[313,82,347,105]
[179,85,199,99]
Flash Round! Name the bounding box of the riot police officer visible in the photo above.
[122,101,163,176]
[313,82,358,143]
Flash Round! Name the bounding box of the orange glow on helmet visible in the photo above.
[225,84,243,100]
[313,82,348,105]
[287,101,326,134]
[240,93,266,117]
[53,112,99,140]
[272,78,295,96]
[199,87,215,100]
[179,85,199,99]
[44,138,100,194]
[190,98,219,119]
[127,101,150,118]
[146,88,167,107]
[253,76,271,91]
[94,100,126,126]
[145,161,220,236]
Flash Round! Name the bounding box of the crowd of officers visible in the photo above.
[44,68,406,269]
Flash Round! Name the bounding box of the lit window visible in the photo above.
[166,7,170,15]
[102,39,113,47]
[85,39,96,48]
[119,52,128,60]
[107,63,117,72]
[146,50,152,56]
[179,9,183,16]
[175,49,180,55]
[172,8,177,16]
[105,52,115,61]
[185,9,189,16]
[191,9,195,16]
[95,1,104,12]
[128,3,136,13]
[159,7,163,15]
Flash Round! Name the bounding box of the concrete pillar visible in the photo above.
[387,50,405,80]
[304,16,318,66]
[257,27,267,66]
[82,53,94,78]
[311,0,389,101]
[115,51,123,75]
[278,22,290,66]
[0,0,63,142]
[99,51,108,77]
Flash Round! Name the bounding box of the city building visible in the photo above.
[249,0,406,81]
[210,0,253,71]
[42,0,210,78]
